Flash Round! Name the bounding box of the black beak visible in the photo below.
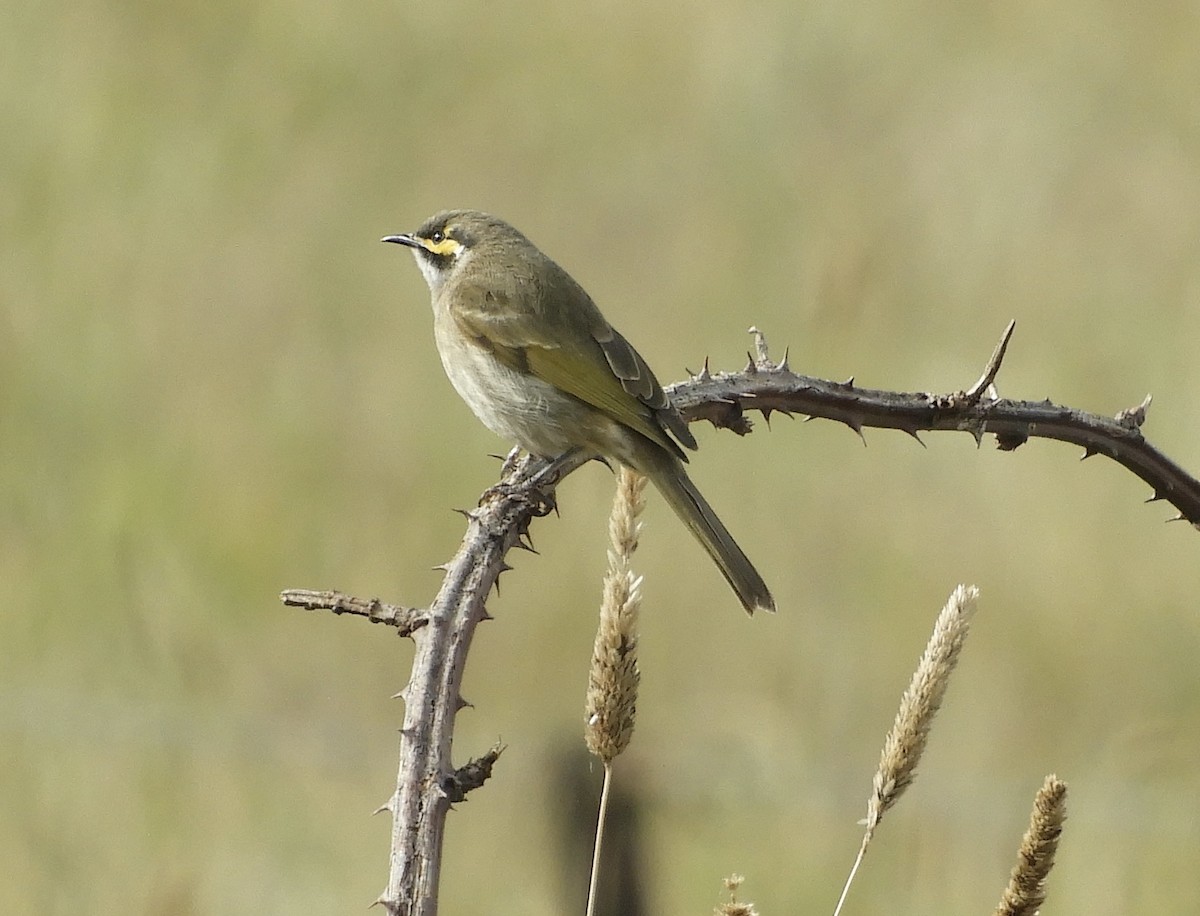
[381,234,421,248]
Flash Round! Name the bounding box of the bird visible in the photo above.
[382,210,774,614]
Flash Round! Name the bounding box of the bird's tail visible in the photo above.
[633,445,775,615]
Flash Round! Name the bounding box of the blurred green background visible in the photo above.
[4,0,1199,912]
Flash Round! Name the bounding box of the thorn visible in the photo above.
[777,345,790,372]
[841,418,866,445]
[452,506,483,521]
[744,352,758,374]
[761,406,773,427]
[392,685,410,701]
[1167,513,1187,523]
[479,607,493,622]
[842,375,855,387]
[431,562,451,572]
[1115,393,1153,429]
[1145,491,1166,504]
[802,414,816,423]
[966,319,1017,402]
[372,802,392,816]
[699,356,711,380]
[966,422,985,447]
[1081,447,1098,460]
[456,695,473,711]
[519,527,536,551]
[497,561,514,574]
[901,427,926,448]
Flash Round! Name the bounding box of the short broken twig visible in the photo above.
[280,588,427,634]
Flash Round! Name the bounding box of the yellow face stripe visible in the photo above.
[421,236,464,257]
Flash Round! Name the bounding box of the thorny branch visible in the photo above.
[281,322,1200,915]
[697,322,1199,528]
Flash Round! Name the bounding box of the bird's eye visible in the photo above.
[430,230,445,243]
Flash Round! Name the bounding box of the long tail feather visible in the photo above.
[634,446,775,615]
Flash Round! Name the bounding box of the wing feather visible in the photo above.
[449,258,696,458]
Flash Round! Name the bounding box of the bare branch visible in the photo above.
[367,449,588,916]
[671,326,1200,529]
[280,589,427,635]
[282,325,1199,913]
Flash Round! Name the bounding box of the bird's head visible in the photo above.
[382,209,528,295]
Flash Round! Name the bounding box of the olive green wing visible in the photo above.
[451,275,695,459]
[588,322,697,452]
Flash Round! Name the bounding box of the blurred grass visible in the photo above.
[3,0,1199,912]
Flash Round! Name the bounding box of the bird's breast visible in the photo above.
[433,314,597,458]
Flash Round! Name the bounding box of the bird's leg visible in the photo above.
[517,447,594,516]
[480,447,588,516]
[526,447,587,488]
